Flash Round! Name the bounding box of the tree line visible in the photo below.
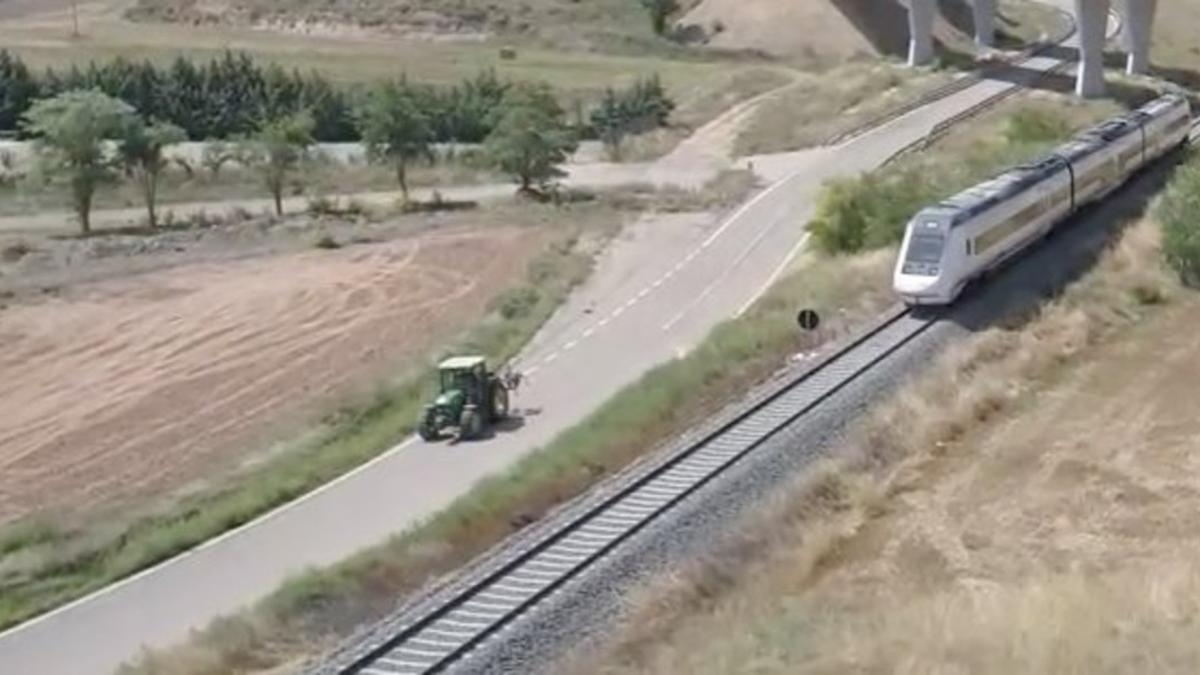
[21,76,664,234]
[1,50,674,145]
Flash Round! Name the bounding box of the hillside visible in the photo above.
[124,0,907,63]
[679,0,903,62]
[125,0,660,49]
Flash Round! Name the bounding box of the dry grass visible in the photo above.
[565,205,1192,674]
[0,156,500,218]
[598,169,760,213]
[616,67,795,162]
[735,62,956,155]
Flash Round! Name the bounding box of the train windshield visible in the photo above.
[905,232,945,264]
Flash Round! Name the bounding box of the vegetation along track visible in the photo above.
[311,306,938,675]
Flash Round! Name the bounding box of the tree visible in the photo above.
[21,89,135,234]
[591,88,630,161]
[240,111,314,216]
[119,118,186,228]
[640,0,679,35]
[200,140,239,178]
[484,83,578,195]
[356,81,434,203]
[0,50,41,134]
[589,75,676,161]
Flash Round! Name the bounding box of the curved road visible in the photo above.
[0,20,1094,675]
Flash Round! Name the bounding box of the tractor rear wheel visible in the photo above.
[492,384,510,421]
[458,408,482,441]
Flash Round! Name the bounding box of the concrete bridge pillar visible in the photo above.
[973,0,997,47]
[908,0,937,66]
[1074,0,1111,97]
[1120,0,1157,74]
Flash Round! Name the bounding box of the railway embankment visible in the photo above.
[555,138,1200,675]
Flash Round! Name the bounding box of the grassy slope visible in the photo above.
[569,198,1197,675]
[117,96,1108,675]
[734,62,957,156]
[124,0,659,51]
[558,128,1200,675]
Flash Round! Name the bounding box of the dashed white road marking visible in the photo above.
[543,352,559,364]
[699,176,787,250]
[563,340,578,351]
[661,215,781,332]
[582,327,595,338]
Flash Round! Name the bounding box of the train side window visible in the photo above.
[966,239,972,256]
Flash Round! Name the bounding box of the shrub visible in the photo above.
[809,168,937,255]
[307,195,338,216]
[492,285,540,320]
[1156,157,1200,287]
[1,240,32,262]
[313,233,341,250]
[1003,107,1071,145]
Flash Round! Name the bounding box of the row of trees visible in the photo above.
[1,50,353,141]
[21,77,584,233]
[1,50,673,145]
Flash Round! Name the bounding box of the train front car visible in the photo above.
[1137,93,1192,157]
[894,210,958,305]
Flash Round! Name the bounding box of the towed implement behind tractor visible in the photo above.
[418,356,511,441]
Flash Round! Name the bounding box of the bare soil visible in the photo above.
[0,219,546,525]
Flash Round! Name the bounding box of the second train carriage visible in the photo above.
[894,94,1192,305]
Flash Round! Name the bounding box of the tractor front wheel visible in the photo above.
[418,411,441,441]
[458,408,483,441]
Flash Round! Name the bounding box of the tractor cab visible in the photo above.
[419,356,511,442]
[436,356,487,406]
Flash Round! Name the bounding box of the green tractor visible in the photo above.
[418,356,512,442]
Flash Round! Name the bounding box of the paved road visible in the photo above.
[0,46,1080,675]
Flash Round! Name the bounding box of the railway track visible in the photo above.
[826,12,1076,148]
[314,306,938,675]
[314,30,1200,675]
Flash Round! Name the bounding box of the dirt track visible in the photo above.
[0,225,542,524]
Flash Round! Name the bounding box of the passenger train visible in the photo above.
[894,93,1192,305]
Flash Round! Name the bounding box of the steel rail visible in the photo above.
[825,11,1077,148]
[314,306,937,675]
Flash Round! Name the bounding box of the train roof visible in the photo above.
[932,94,1187,230]
[937,154,1068,227]
[1138,93,1189,116]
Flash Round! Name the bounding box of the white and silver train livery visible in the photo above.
[894,94,1192,305]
